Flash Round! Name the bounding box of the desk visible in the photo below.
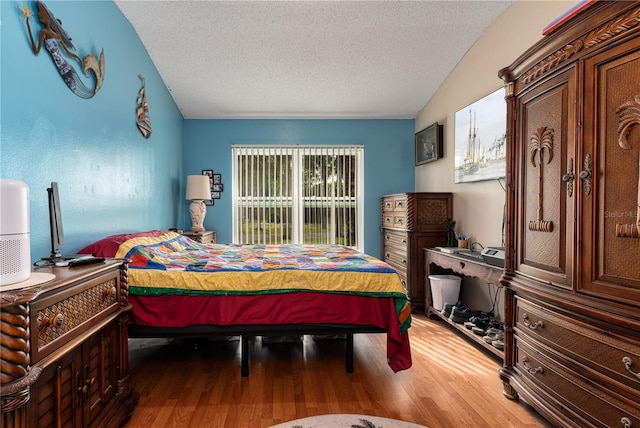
[423,248,504,358]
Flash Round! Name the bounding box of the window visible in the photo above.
[232,145,364,250]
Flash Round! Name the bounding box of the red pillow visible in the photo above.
[78,230,170,258]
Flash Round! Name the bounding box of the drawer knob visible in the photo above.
[621,417,632,428]
[107,285,117,298]
[522,313,544,330]
[39,313,64,330]
[522,356,544,375]
[622,356,640,381]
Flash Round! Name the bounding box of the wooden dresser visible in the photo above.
[381,192,452,312]
[498,2,640,426]
[0,259,138,427]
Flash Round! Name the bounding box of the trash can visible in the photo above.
[428,275,462,312]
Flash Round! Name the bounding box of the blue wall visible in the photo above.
[1,1,415,263]
[184,119,415,257]
[1,0,184,261]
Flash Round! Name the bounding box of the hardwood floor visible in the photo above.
[125,314,551,428]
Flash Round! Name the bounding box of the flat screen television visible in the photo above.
[48,182,64,259]
[43,182,77,262]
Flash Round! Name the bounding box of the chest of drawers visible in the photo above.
[380,192,452,311]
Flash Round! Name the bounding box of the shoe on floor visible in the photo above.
[463,321,476,330]
[492,339,504,350]
[472,326,485,335]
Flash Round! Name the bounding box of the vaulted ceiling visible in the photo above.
[115,1,514,119]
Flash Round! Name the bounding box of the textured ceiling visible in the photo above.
[115,1,514,119]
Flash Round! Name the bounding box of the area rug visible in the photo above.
[270,414,428,428]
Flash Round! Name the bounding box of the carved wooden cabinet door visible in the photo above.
[580,38,640,303]
[83,324,118,426]
[28,350,83,427]
[514,68,577,290]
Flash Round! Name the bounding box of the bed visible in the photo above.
[79,230,412,376]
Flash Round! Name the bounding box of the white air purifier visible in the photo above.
[0,179,31,286]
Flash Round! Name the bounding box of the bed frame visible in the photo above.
[128,324,386,377]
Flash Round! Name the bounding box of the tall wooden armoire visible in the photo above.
[498,2,640,426]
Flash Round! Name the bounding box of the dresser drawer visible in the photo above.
[515,297,640,394]
[382,196,395,213]
[396,272,408,295]
[383,230,408,251]
[515,336,640,427]
[383,250,407,276]
[392,195,408,211]
[31,270,121,363]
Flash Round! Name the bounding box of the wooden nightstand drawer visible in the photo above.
[183,230,216,244]
[31,269,120,363]
[515,297,640,394]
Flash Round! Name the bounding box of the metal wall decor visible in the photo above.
[22,1,105,99]
[136,75,152,138]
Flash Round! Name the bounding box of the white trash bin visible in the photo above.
[429,275,462,312]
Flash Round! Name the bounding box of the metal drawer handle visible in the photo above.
[622,357,640,381]
[401,238,407,244]
[579,154,592,195]
[562,158,574,197]
[522,356,544,375]
[522,313,544,330]
[401,259,407,266]
[621,417,632,428]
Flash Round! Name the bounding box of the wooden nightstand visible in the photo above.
[183,230,216,244]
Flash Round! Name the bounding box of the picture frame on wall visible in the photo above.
[212,174,222,185]
[454,87,506,184]
[202,169,214,205]
[415,122,443,166]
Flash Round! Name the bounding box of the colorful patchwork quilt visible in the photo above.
[116,232,411,333]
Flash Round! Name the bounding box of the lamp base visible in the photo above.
[189,200,206,233]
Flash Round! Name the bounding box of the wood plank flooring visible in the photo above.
[125,314,551,428]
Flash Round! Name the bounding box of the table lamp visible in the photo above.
[185,175,211,232]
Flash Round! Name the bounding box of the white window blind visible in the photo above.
[232,145,364,250]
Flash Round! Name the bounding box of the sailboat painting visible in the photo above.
[454,87,506,183]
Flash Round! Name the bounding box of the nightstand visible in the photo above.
[183,230,216,244]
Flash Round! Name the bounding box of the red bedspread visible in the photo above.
[129,291,411,372]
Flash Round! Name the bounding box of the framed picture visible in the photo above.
[212,184,223,192]
[415,122,443,166]
[454,87,506,184]
[211,191,221,199]
[212,173,222,185]
[202,170,214,204]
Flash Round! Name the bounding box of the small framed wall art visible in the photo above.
[415,122,443,166]
[202,169,214,206]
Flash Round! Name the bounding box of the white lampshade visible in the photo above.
[185,175,211,201]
